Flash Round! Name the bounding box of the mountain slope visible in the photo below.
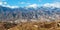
[0,6,60,22]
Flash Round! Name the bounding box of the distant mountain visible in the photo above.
[0,5,60,22]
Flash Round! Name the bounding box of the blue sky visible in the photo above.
[0,0,60,8]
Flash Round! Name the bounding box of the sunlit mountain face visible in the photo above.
[0,0,60,22]
[0,5,60,22]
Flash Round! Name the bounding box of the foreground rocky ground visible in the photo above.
[0,21,60,30]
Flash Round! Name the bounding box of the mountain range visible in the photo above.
[0,5,60,22]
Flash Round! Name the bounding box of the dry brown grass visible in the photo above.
[0,21,60,30]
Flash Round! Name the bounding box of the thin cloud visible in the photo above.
[0,1,19,8]
[10,6,19,8]
[27,4,38,8]
[0,1,7,5]
[5,5,19,8]
[0,2,3,5]
[3,2,7,5]
[20,2,25,4]
[20,2,30,4]
[43,2,60,8]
